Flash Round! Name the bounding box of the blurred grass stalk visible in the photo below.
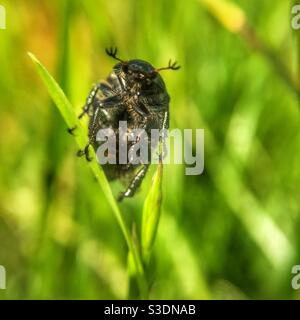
[28,53,148,299]
[200,0,300,98]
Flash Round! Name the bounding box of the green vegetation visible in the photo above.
[0,0,299,299]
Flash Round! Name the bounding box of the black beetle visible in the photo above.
[76,48,180,201]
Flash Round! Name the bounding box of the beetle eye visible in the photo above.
[122,64,128,73]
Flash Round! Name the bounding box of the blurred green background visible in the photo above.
[0,0,300,299]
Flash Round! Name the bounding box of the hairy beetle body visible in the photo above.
[77,48,179,201]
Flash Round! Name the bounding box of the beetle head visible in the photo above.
[123,59,156,85]
[105,47,180,85]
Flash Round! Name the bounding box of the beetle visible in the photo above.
[76,47,180,201]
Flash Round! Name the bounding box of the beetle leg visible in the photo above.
[118,164,149,201]
[93,95,123,109]
[162,111,169,159]
[79,84,102,119]
[77,143,92,162]
[105,47,124,63]
[133,102,150,117]
[67,126,77,135]
[157,111,169,161]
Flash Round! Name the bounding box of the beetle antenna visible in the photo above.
[156,59,181,72]
[105,47,124,63]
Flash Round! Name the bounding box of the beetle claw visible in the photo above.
[168,60,180,70]
[76,144,92,162]
[105,47,123,62]
[156,59,181,72]
[67,126,77,135]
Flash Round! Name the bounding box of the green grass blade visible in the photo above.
[28,52,147,298]
[141,163,163,264]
